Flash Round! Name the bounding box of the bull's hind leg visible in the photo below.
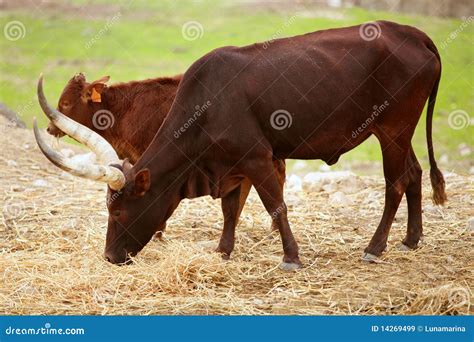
[401,147,423,250]
[246,159,301,270]
[363,141,411,260]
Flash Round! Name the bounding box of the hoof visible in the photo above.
[279,262,302,271]
[215,249,231,260]
[361,252,380,263]
[398,243,413,252]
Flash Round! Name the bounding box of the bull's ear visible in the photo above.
[82,76,109,103]
[134,168,151,197]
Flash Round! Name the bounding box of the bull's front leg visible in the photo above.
[216,185,242,259]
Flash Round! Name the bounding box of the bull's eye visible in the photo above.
[112,210,120,217]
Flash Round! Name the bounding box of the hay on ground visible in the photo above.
[0,116,472,315]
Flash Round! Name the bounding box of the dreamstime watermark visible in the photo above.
[174,100,212,138]
[5,322,85,336]
[270,203,286,220]
[448,287,470,309]
[92,109,115,130]
[181,21,204,41]
[84,11,122,49]
[2,201,25,220]
[262,14,299,49]
[359,21,381,41]
[3,20,26,41]
[448,109,471,130]
[107,189,122,206]
[352,100,389,139]
[270,109,292,130]
[440,16,473,50]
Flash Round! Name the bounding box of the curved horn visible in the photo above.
[33,119,125,190]
[37,74,119,165]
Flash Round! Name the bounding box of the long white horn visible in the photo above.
[37,74,119,165]
[33,119,125,190]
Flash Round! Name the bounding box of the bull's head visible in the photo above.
[46,73,110,137]
[34,75,171,264]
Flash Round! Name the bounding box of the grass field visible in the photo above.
[0,0,472,171]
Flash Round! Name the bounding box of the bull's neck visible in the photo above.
[91,87,137,161]
[94,77,181,162]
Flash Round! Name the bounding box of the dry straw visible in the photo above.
[0,117,472,315]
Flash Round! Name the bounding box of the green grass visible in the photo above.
[1,0,472,171]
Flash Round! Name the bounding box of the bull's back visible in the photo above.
[172,21,439,161]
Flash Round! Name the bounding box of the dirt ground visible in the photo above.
[0,116,472,315]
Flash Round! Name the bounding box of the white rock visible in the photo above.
[329,191,353,206]
[319,163,331,172]
[424,204,442,215]
[322,182,338,193]
[32,179,49,187]
[339,177,361,194]
[286,174,303,192]
[292,160,307,171]
[285,193,304,207]
[439,154,449,164]
[469,166,474,175]
[7,160,17,167]
[458,144,471,156]
[304,171,355,184]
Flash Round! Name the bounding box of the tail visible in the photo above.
[426,42,447,205]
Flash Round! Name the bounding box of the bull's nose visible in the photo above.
[103,250,131,265]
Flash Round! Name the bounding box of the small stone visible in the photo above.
[322,182,337,193]
[292,160,307,171]
[32,179,49,187]
[329,191,353,206]
[439,154,449,164]
[319,163,331,172]
[458,143,471,156]
[286,174,302,192]
[467,217,474,232]
[424,204,442,214]
[6,160,17,167]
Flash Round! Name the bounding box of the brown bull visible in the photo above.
[43,72,285,244]
[35,21,446,270]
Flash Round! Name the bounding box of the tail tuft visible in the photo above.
[430,166,447,205]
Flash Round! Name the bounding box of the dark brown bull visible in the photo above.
[42,72,285,243]
[35,21,446,269]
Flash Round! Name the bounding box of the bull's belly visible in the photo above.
[275,129,373,164]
